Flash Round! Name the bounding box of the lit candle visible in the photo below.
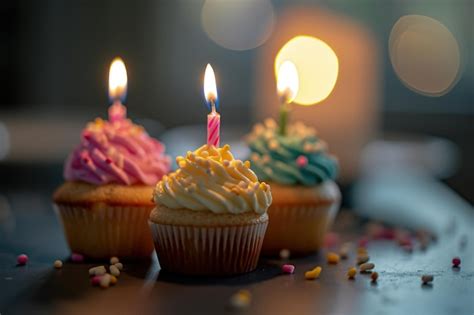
[108,57,128,122]
[204,63,220,147]
[276,61,299,135]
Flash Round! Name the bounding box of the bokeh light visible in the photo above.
[389,15,461,97]
[201,0,275,51]
[275,36,339,106]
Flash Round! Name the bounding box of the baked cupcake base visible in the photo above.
[262,181,340,256]
[149,206,268,276]
[54,181,155,259]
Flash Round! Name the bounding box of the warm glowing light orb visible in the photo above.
[108,57,128,101]
[277,61,299,103]
[275,36,339,106]
[389,15,461,97]
[201,0,275,51]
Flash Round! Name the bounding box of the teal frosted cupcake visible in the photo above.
[246,119,341,255]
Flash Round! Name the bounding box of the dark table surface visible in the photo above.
[0,188,473,315]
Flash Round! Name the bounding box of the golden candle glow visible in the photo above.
[277,60,299,104]
[275,35,338,106]
[108,57,128,101]
[203,63,218,105]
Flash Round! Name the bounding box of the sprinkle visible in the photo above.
[421,274,434,284]
[110,265,120,277]
[305,266,322,280]
[110,257,120,265]
[326,252,340,264]
[296,155,308,168]
[452,257,461,267]
[229,290,251,309]
[323,232,339,248]
[356,254,370,265]
[105,157,113,164]
[100,274,112,288]
[239,181,247,189]
[398,236,412,247]
[358,237,369,248]
[282,264,295,274]
[269,140,279,150]
[347,267,357,279]
[303,143,313,152]
[114,262,123,271]
[253,124,264,134]
[279,249,291,260]
[264,118,277,129]
[54,260,63,269]
[89,266,106,276]
[339,242,352,259]
[202,160,211,168]
[91,275,102,286]
[371,271,379,282]
[71,253,84,263]
[17,254,28,266]
[357,247,368,255]
[359,263,375,273]
[110,275,118,285]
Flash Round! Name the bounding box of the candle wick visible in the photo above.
[210,100,216,113]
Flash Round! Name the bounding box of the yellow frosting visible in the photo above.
[154,144,272,214]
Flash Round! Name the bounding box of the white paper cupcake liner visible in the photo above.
[54,203,154,259]
[149,220,268,276]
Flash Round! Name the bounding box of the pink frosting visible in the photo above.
[64,117,171,186]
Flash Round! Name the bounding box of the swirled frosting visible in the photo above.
[64,118,171,186]
[154,144,272,214]
[246,119,338,186]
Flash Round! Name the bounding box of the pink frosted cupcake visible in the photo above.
[53,104,171,259]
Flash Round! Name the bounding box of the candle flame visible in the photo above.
[204,63,218,109]
[109,57,128,102]
[277,60,299,103]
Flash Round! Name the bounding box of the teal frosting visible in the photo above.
[246,119,338,186]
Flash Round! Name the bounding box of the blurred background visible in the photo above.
[0,0,472,209]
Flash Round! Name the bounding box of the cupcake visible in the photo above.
[53,107,171,259]
[149,144,272,276]
[246,118,340,255]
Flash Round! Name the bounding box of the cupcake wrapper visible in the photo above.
[149,220,268,276]
[54,203,154,259]
[262,201,339,256]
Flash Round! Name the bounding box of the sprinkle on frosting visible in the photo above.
[246,118,338,186]
[64,118,171,185]
[154,144,272,214]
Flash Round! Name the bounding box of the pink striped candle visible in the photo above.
[108,101,127,122]
[207,103,220,147]
[204,64,220,147]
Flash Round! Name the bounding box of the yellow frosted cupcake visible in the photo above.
[246,119,340,256]
[53,106,171,259]
[149,144,272,276]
